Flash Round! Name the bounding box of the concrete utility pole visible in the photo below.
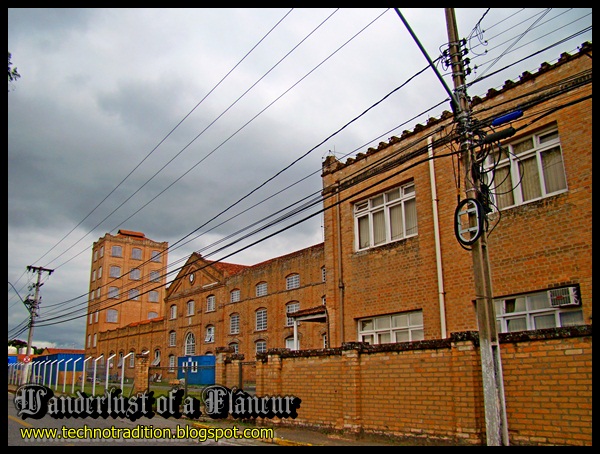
[21,265,54,385]
[444,8,509,445]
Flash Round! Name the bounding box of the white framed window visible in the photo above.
[111,245,122,257]
[186,300,195,316]
[230,313,240,334]
[185,332,196,356]
[88,313,93,325]
[109,265,121,278]
[495,287,584,333]
[149,290,159,303]
[285,337,299,350]
[256,308,267,331]
[354,182,418,251]
[206,295,216,312]
[129,351,135,368]
[229,342,239,354]
[286,274,300,290]
[130,268,141,280]
[131,247,142,260]
[255,281,268,297]
[483,127,567,211]
[286,301,300,327]
[358,310,424,344]
[255,340,267,354]
[95,311,99,322]
[168,355,176,372]
[169,330,176,347]
[106,309,118,323]
[108,286,119,299]
[169,304,177,320]
[152,350,161,366]
[205,325,215,343]
[92,269,96,281]
[230,289,240,303]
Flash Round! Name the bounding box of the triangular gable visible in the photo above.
[166,252,241,299]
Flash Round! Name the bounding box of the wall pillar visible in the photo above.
[341,342,364,433]
[132,352,150,394]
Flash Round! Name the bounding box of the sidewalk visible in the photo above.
[190,415,451,446]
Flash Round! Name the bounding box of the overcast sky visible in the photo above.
[8,8,592,350]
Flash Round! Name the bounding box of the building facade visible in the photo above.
[85,43,591,397]
[84,229,169,361]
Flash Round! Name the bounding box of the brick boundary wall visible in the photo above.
[219,326,591,446]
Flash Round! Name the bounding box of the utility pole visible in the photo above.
[445,8,509,445]
[21,265,54,385]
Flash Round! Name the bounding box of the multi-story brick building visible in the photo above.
[84,229,169,362]
[321,42,591,347]
[86,42,591,400]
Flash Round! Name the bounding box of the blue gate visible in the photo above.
[177,355,215,385]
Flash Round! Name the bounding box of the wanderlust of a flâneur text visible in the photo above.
[14,384,301,422]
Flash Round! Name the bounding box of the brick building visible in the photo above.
[84,229,169,361]
[321,42,591,346]
[84,43,591,444]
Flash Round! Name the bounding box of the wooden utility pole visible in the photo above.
[444,8,509,445]
[20,265,54,385]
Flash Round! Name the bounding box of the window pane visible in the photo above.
[373,210,386,245]
[493,165,514,209]
[378,332,391,344]
[392,314,408,328]
[404,198,418,235]
[541,147,567,194]
[518,156,542,201]
[506,317,527,332]
[389,204,403,240]
[361,319,374,331]
[513,137,533,155]
[504,297,526,313]
[560,310,584,327]
[409,311,423,326]
[375,316,390,329]
[394,330,409,342]
[361,334,374,345]
[371,195,384,207]
[386,188,400,201]
[358,215,370,249]
[528,293,550,310]
[534,314,556,330]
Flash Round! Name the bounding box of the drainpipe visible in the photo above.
[336,181,345,344]
[428,136,447,338]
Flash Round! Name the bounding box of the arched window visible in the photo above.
[229,313,240,334]
[186,300,195,316]
[256,308,267,331]
[185,332,196,355]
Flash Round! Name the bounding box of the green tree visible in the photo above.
[8,51,20,89]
